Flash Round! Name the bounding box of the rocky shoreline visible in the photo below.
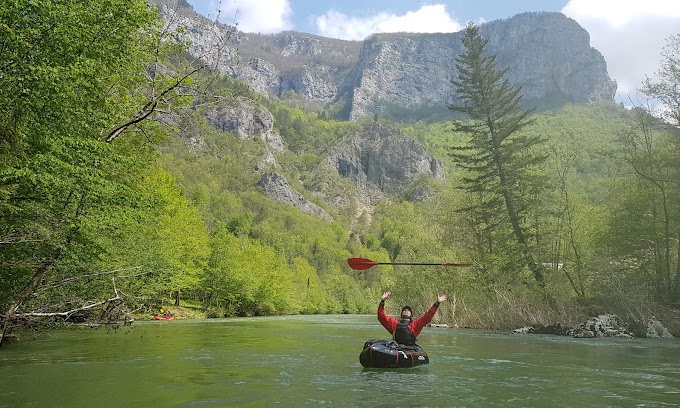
[512,314,675,339]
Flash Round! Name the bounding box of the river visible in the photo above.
[0,315,678,407]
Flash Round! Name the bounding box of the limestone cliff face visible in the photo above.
[154,2,616,121]
[205,97,284,168]
[483,13,615,104]
[206,97,283,151]
[324,123,445,203]
[149,2,618,223]
[349,12,616,120]
[152,0,358,100]
[258,172,333,222]
[348,34,459,120]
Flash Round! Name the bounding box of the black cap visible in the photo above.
[401,305,413,314]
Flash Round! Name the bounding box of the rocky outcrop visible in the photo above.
[206,97,283,150]
[484,13,615,105]
[258,172,332,221]
[647,318,675,339]
[153,2,617,121]
[573,314,634,338]
[152,1,359,100]
[512,314,675,339]
[206,97,284,167]
[323,123,445,203]
[349,12,616,120]
[234,32,361,100]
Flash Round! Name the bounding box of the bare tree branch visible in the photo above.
[15,296,121,318]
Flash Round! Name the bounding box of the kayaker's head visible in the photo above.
[400,305,413,320]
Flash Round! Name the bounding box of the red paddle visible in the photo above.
[347,257,473,271]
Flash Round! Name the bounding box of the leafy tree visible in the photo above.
[0,0,163,344]
[98,166,210,308]
[642,34,680,132]
[640,33,680,299]
[448,22,548,286]
[203,224,296,316]
[0,0,224,344]
[610,109,679,301]
[504,106,622,297]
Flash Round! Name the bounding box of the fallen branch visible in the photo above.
[15,296,121,318]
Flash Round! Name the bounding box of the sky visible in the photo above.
[186,0,680,104]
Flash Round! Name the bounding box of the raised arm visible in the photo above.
[409,294,447,336]
[377,291,397,333]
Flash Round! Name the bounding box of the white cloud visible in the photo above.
[314,4,464,41]
[561,0,680,102]
[562,0,680,29]
[220,0,293,34]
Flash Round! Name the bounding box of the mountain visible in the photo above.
[152,1,616,121]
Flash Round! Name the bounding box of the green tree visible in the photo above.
[204,224,296,316]
[0,0,222,345]
[610,109,679,301]
[98,166,210,308]
[448,22,548,286]
[0,0,163,345]
[641,34,680,132]
[640,33,680,299]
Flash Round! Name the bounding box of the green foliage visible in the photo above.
[0,0,158,135]
[204,224,297,316]
[3,0,679,337]
[268,104,357,154]
[603,108,680,301]
[98,166,210,306]
[0,0,216,342]
[448,22,549,286]
[156,101,383,315]
[642,33,680,129]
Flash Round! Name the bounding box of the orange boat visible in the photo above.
[154,315,175,320]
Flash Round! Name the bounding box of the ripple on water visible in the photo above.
[2,317,679,408]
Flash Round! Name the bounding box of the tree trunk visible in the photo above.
[0,248,63,346]
[498,166,545,286]
[0,193,86,346]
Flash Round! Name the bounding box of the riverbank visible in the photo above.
[138,303,679,340]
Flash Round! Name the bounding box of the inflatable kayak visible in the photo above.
[153,315,175,320]
[359,339,429,368]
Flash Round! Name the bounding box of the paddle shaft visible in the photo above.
[375,262,458,266]
[347,257,472,270]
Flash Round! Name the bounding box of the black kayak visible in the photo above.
[359,339,429,368]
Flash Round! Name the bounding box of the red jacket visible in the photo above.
[377,301,440,339]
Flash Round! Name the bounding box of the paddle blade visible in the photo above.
[347,257,378,270]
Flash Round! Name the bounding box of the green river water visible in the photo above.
[0,314,679,407]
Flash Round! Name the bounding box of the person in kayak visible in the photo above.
[377,291,447,346]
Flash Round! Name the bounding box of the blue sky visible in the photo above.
[185,0,680,103]
[187,1,569,37]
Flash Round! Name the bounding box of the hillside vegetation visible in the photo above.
[1,0,679,344]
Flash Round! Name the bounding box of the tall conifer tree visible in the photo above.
[449,22,548,286]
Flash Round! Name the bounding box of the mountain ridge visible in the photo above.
[152,1,616,121]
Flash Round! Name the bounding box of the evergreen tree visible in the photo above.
[448,22,548,286]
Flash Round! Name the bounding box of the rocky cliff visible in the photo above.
[349,13,616,120]
[323,123,445,204]
[258,172,333,222]
[153,2,616,122]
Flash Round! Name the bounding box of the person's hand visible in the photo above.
[437,294,447,303]
[381,291,391,300]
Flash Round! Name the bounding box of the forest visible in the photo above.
[1,0,679,346]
